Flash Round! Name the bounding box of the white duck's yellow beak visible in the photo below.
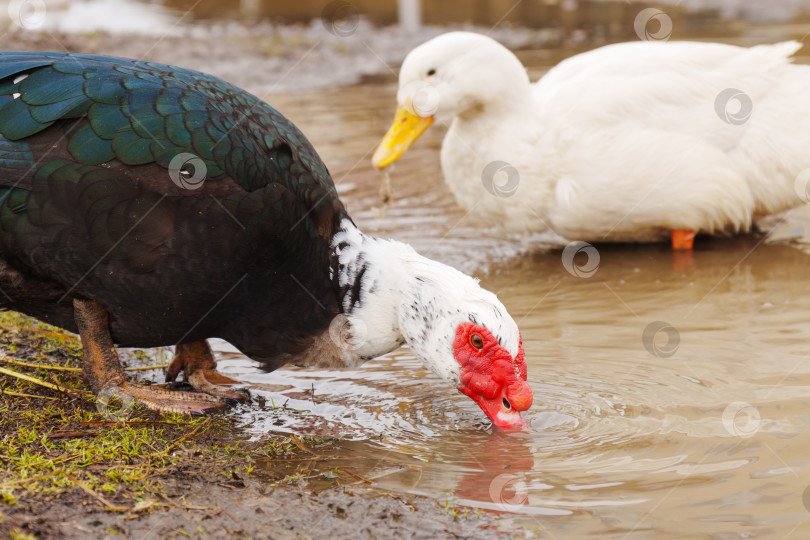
[372,104,434,169]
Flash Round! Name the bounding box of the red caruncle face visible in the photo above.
[452,322,532,429]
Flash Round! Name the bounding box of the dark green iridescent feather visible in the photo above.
[0,51,337,196]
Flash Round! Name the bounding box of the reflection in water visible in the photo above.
[208,58,810,538]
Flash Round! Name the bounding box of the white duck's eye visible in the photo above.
[426,68,436,77]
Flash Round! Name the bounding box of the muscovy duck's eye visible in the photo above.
[426,68,436,77]
[470,333,484,350]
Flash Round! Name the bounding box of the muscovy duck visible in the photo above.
[373,32,810,250]
[0,51,532,429]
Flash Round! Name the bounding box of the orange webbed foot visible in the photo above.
[671,229,695,251]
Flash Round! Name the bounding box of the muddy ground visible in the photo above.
[4,482,503,540]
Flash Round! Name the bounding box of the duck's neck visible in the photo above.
[452,86,533,138]
[329,220,465,381]
[331,220,410,359]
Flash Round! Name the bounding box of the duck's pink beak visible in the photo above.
[474,390,531,430]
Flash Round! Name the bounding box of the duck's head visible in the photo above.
[399,261,532,429]
[333,224,533,429]
[373,31,530,169]
[448,309,533,430]
[396,269,533,430]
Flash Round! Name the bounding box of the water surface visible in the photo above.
[211,68,810,538]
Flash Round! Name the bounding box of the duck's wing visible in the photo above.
[0,52,348,262]
[534,40,801,147]
[0,51,344,205]
[0,52,345,344]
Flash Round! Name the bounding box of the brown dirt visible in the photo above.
[3,484,504,540]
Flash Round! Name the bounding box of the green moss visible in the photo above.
[9,530,37,540]
[0,489,16,505]
[0,311,341,511]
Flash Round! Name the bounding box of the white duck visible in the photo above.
[372,32,810,250]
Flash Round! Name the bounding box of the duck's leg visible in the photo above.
[74,299,226,416]
[165,341,249,402]
[671,229,695,251]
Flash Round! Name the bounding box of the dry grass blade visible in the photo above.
[124,364,169,371]
[0,355,81,372]
[66,474,128,512]
[347,467,411,486]
[0,354,166,373]
[0,389,57,399]
[162,419,210,455]
[0,365,88,396]
[343,469,372,484]
[289,434,316,454]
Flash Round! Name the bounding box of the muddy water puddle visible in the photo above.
[207,78,810,537]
